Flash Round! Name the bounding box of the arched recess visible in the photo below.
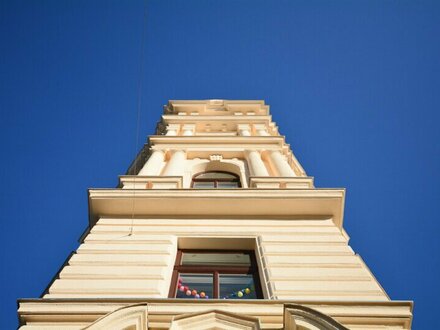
[190,160,247,188]
[84,304,148,330]
[170,310,261,330]
[284,304,348,330]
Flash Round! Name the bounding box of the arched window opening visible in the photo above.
[191,171,241,189]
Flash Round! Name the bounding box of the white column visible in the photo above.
[182,124,195,136]
[269,151,296,177]
[246,150,269,177]
[257,129,270,136]
[162,150,186,176]
[254,124,270,136]
[238,124,251,136]
[166,124,180,136]
[138,150,165,175]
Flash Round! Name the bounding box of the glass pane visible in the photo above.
[217,182,239,189]
[219,274,257,299]
[192,182,215,189]
[194,172,237,180]
[176,274,213,299]
[181,253,251,266]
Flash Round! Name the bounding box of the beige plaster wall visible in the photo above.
[44,217,387,302]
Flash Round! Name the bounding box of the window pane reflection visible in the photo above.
[219,274,257,299]
[217,182,239,189]
[192,182,215,189]
[176,274,213,299]
[182,253,251,266]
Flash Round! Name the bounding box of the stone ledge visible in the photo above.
[120,176,182,189]
[88,188,345,228]
[249,177,314,189]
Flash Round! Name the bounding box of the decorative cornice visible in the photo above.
[164,100,269,116]
[87,188,345,229]
[149,135,285,145]
[17,299,413,329]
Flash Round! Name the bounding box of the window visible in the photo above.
[169,250,263,299]
[191,171,241,189]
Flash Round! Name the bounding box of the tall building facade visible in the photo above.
[18,100,413,329]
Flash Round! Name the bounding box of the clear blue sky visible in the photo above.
[1,0,439,328]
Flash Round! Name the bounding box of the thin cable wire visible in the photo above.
[129,0,148,236]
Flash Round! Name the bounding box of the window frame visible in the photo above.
[168,249,263,299]
[191,171,242,189]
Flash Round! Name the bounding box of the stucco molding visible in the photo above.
[284,304,349,330]
[170,310,261,330]
[149,135,285,147]
[84,303,148,330]
[165,100,269,116]
[17,298,413,329]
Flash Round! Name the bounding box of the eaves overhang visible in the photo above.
[87,188,345,229]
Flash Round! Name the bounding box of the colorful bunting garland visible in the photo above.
[177,277,253,299]
[177,277,209,299]
[221,286,252,299]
